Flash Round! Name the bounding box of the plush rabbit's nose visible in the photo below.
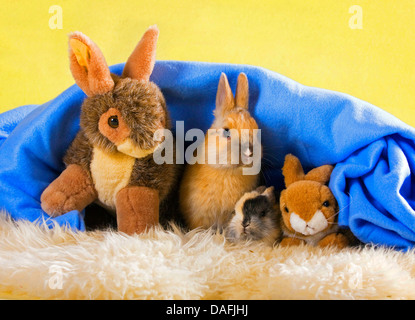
[117,138,158,158]
[289,210,328,236]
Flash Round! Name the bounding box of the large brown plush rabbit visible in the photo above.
[41,26,179,235]
[179,73,262,231]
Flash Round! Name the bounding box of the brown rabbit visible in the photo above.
[40,26,179,235]
[179,73,262,231]
[279,154,355,248]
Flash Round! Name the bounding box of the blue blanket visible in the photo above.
[1,61,415,250]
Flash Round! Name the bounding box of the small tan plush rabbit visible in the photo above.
[40,26,179,235]
[279,154,355,248]
[179,73,261,231]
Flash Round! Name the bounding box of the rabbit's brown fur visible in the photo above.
[64,75,175,203]
[77,75,169,154]
[41,26,180,234]
[179,73,261,230]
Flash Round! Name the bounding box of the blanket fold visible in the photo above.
[0,61,414,249]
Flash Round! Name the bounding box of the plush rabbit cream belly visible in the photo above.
[90,147,136,210]
[41,26,179,235]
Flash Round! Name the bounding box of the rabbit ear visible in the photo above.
[282,154,305,187]
[68,32,114,97]
[235,73,249,109]
[122,25,159,82]
[215,73,235,117]
[305,165,334,184]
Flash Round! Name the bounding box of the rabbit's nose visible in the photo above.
[243,147,252,158]
[242,143,253,157]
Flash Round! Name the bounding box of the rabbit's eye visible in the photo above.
[108,115,119,128]
[284,206,289,213]
[323,201,330,207]
[261,210,267,217]
[223,128,231,139]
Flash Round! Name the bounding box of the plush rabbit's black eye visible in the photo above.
[108,115,119,128]
[323,201,330,207]
[284,207,289,213]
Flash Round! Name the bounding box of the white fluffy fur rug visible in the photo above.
[1,214,415,300]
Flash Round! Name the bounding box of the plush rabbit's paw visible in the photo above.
[40,164,97,217]
[115,186,159,235]
[41,188,76,217]
[318,233,349,249]
[279,237,305,247]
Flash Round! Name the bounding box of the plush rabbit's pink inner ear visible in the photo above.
[122,25,159,82]
[68,32,114,97]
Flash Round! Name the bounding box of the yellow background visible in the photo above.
[1,0,414,127]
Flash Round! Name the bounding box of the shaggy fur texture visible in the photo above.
[225,187,281,246]
[0,214,415,300]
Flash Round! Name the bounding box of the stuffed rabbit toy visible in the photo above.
[279,154,356,248]
[179,73,261,231]
[41,26,179,235]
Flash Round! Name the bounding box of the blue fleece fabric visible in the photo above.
[0,61,414,249]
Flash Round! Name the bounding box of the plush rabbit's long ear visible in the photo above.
[305,165,334,184]
[68,32,114,97]
[122,25,159,81]
[235,73,249,109]
[282,154,305,187]
[215,73,235,117]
